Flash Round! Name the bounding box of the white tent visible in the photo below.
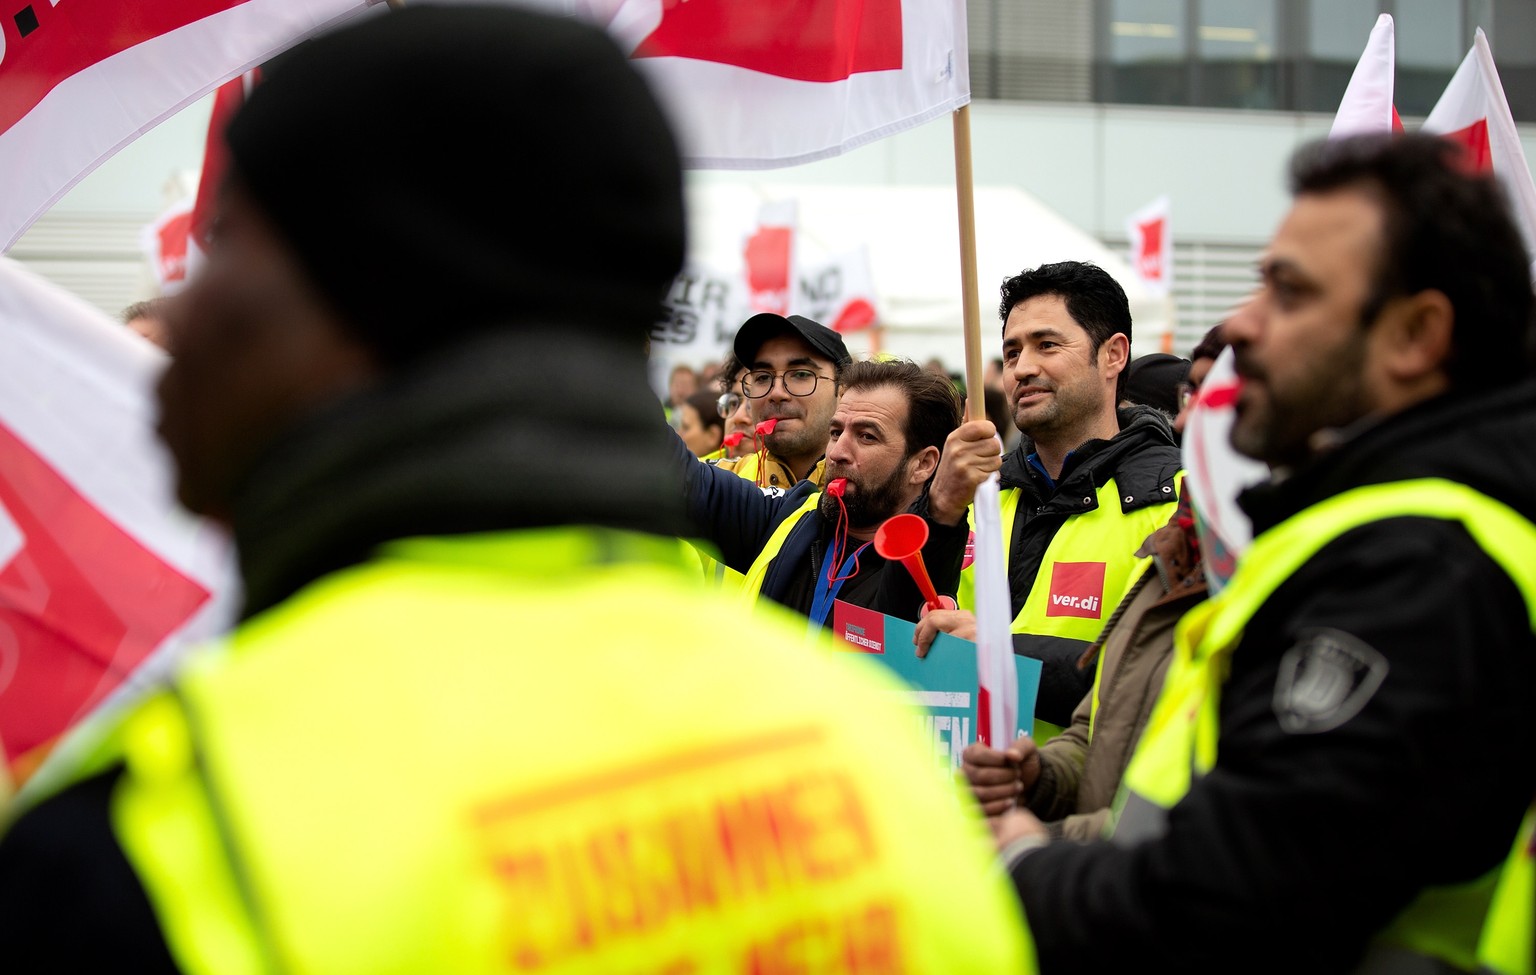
[683,180,1165,368]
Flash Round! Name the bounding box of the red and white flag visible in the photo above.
[1423,28,1536,278]
[971,474,1018,748]
[1330,13,1403,139]
[0,259,235,800]
[629,0,969,169]
[744,200,797,315]
[1181,348,1268,593]
[0,0,373,252]
[140,199,196,294]
[1125,195,1172,300]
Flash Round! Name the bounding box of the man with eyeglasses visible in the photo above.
[709,313,850,489]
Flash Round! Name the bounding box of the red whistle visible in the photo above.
[826,477,847,498]
[722,432,745,448]
[755,418,778,436]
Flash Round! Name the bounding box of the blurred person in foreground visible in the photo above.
[0,8,1031,972]
[995,133,1536,975]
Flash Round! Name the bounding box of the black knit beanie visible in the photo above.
[224,5,686,362]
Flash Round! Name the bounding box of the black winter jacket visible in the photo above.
[1012,381,1536,974]
[998,406,1181,724]
[676,432,967,623]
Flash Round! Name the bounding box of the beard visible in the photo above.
[819,461,914,531]
[1229,330,1370,468]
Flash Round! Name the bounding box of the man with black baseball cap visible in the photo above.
[712,312,851,489]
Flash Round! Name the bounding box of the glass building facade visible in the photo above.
[968,0,1534,120]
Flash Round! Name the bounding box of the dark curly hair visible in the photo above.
[1288,133,1535,388]
[997,261,1133,352]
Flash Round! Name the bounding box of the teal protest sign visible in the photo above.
[832,600,1042,770]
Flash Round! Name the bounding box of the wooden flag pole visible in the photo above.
[952,104,986,422]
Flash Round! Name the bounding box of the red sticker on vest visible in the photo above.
[1046,561,1106,619]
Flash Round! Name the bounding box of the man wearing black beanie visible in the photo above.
[0,6,1031,972]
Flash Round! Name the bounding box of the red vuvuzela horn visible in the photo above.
[873,513,945,612]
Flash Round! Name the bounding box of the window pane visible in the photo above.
[1107,0,1189,104]
[1491,0,1536,121]
[1308,0,1382,61]
[1197,0,1278,108]
[1396,0,1464,115]
[1301,0,1384,112]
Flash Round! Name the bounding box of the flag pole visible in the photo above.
[952,104,986,421]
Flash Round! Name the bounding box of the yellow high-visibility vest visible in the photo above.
[84,526,1032,974]
[958,475,1179,737]
[1113,478,1536,972]
[1479,806,1534,975]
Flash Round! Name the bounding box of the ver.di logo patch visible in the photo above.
[1045,561,1106,619]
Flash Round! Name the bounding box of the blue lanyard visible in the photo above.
[809,541,872,629]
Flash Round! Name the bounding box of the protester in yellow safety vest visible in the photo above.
[678,358,1002,625]
[0,9,1035,972]
[920,261,1182,733]
[989,133,1536,975]
[961,328,1229,841]
[711,313,850,490]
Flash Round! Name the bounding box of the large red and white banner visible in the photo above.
[1330,13,1402,139]
[1423,28,1536,279]
[0,0,372,252]
[627,0,969,169]
[0,259,235,800]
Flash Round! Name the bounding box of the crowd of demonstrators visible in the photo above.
[675,357,1000,624]
[7,6,1536,975]
[676,388,725,457]
[917,261,1183,737]
[0,7,1035,971]
[964,328,1228,842]
[996,133,1536,975]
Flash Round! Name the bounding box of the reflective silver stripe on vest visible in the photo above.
[1111,790,1169,847]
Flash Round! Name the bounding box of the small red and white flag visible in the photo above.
[629,0,969,169]
[0,0,374,252]
[0,259,235,800]
[971,475,1017,748]
[744,200,797,315]
[1423,28,1536,278]
[1126,195,1172,300]
[139,199,196,294]
[1330,13,1403,139]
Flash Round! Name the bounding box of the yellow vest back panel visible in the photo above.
[111,529,1031,975]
